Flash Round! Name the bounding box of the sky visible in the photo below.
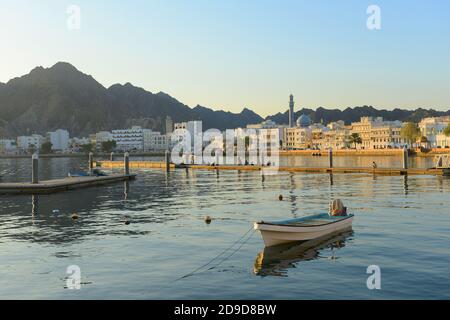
[0,0,449,116]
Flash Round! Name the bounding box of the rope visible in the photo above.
[174,225,255,282]
[207,229,256,271]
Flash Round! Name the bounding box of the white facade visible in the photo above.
[351,117,404,149]
[112,126,144,152]
[95,131,113,149]
[0,139,17,154]
[143,130,168,151]
[173,121,203,148]
[47,129,70,151]
[17,134,45,151]
[419,116,450,147]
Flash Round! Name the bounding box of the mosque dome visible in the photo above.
[296,114,312,128]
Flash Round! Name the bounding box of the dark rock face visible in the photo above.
[0,63,263,137]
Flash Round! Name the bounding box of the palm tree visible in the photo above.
[348,133,362,149]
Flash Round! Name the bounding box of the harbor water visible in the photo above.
[0,156,449,299]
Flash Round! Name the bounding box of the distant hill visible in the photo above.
[0,62,448,138]
[0,62,263,137]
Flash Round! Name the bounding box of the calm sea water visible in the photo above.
[0,156,449,299]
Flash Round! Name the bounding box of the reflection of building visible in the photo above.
[419,116,450,147]
[351,117,404,149]
[46,129,70,151]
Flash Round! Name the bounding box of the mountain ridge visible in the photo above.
[0,62,449,138]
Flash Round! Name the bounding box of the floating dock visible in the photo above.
[95,161,449,176]
[0,174,136,195]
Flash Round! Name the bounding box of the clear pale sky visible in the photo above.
[1,0,449,116]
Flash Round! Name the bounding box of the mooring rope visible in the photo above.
[174,225,255,282]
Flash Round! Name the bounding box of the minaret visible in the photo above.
[289,94,295,128]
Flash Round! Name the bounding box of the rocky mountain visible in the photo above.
[0,62,263,137]
[267,106,450,125]
[0,62,448,138]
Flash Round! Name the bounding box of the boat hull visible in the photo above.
[254,215,354,247]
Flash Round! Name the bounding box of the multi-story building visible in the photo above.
[173,121,203,148]
[112,126,144,152]
[17,134,45,151]
[0,139,17,154]
[95,131,113,150]
[143,130,168,151]
[283,114,313,149]
[419,116,450,147]
[351,117,404,149]
[311,122,351,150]
[46,129,70,151]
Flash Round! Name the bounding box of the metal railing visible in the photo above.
[435,155,450,168]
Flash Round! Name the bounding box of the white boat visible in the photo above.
[254,213,354,247]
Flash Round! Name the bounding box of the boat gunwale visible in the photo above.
[256,214,354,228]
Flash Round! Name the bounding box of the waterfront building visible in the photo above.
[68,137,90,153]
[284,127,312,149]
[419,116,450,147]
[0,139,17,154]
[95,131,113,149]
[46,129,70,151]
[143,130,168,151]
[351,117,404,149]
[173,121,203,147]
[17,134,45,151]
[112,126,145,152]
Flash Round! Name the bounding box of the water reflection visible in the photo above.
[253,228,354,277]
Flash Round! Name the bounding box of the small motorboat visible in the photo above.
[254,202,354,247]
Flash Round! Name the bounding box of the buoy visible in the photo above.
[279,195,283,201]
[204,216,212,224]
[71,213,79,220]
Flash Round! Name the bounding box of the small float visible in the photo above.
[254,200,354,247]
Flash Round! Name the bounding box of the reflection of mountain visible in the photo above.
[254,228,354,277]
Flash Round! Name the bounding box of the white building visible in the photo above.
[351,117,404,149]
[47,129,70,151]
[17,134,45,151]
[419,116,450,147]
[112,126,144,152]
[95,131,113,149]
[143,130,169,151]
[173,121,203,147]
[0,139,17,154]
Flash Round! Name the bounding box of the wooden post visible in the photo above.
[165,150,170,172]
[329,148,333,168]
[89,152,94,173]
[110,152,114,161]
[124,152,130,175]
[32,153,39,184]
[215,152,220,166]
[402,148,408,169]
